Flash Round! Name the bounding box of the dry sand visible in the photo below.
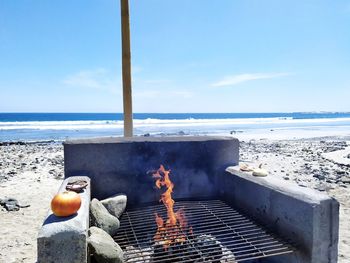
[0,138,349,262]
[0,143,63,263]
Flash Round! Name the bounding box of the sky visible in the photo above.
[0,0,349,113]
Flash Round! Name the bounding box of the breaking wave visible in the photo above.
[1,117,350,131]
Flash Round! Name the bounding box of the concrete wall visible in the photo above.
[64,136,239,206]
[37,176,90,263]
[61,136,339,263]
[222,167,339,263]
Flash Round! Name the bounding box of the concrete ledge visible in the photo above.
[37,176,91,263]
[222,167,339,263]
[64,136,237,144]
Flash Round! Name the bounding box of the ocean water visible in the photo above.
[1,112,350,142]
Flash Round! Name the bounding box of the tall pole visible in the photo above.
[120,0,133,137]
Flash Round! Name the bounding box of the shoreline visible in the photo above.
[1,112,350,142]
[1,129,350,144]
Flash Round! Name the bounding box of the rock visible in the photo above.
[336,170,346,176]
[0,198,20,211]
[5,203,19,211]
[240,163,254,172]
[90,199,120,236]
[340,176,350,184]
[88,226,123,263]
[298,182,308,188]
[0,174,8,181]
[313,174,325,180]
[315,184,327,192]
[283,176,289,180]
[101,194,127,219]
[252,168,268,177]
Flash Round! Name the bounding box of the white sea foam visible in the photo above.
[1,117,350,130]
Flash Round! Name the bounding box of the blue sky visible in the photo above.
[0,0,349,113]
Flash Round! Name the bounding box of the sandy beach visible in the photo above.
[1,137,350,263]
[0,143,63,263]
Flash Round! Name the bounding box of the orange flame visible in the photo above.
[152,165,188,250]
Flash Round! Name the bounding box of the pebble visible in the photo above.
[0,198,19,211]
[315,184,327,191]
[252,168,268,177]
[298,182,308,187]
[313,174,325,180]
[340,176,350,184]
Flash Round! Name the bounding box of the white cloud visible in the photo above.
[63,68,120,94]
[212,72,291,87]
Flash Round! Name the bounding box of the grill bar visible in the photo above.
[114,200,294,262]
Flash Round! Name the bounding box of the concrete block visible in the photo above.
[222,167,339,263]
[37,176,91,263]
[64,136,239,206]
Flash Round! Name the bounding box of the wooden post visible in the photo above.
[120,0,133,137]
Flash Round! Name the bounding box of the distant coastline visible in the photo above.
[1,112,350,142]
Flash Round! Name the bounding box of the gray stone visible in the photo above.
[336,170,346,175]
[37,176,90,263]
[313,174,325,180]
[0,174,8,181]
[5,203,19,211]
[101,194,127,218]
[340,176,350,184]
[90,198,120,236]
[315,183,327,192]
[298,181,308,187]
[88,226,123,263]
[0,197,20,211]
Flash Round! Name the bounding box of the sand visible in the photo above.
[0,143,63,263]
[0,138,350,262]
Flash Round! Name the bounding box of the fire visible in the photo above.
[152,165,188,250]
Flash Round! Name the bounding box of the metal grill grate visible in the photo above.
[114,200,294,262]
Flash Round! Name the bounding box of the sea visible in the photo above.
[1,112,350,142]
